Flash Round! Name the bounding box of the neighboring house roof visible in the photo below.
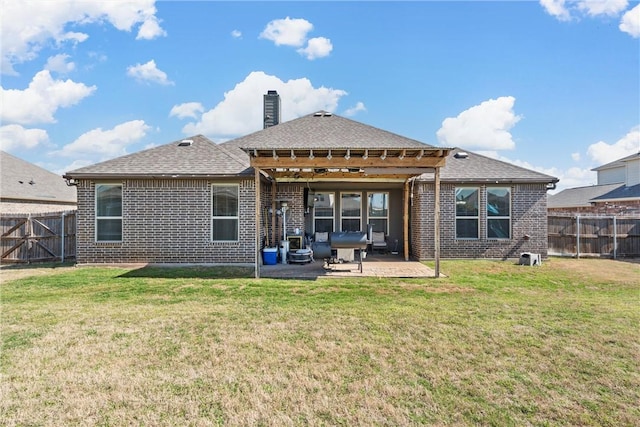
[1,151,76,204]
[547,184,622,208]
[591,183,640,202]
[223,111,431,150]
[65,135,251,178]
[419,148,558,184]
[592,152,639,171]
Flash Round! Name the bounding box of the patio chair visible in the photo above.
[371,231,388,254]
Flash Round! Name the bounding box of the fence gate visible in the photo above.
[1,211,76,264]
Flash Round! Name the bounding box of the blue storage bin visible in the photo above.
[262,247,278,265]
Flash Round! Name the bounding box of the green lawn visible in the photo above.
[1,259,638,426]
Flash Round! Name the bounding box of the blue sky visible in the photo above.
[1,0,638,192]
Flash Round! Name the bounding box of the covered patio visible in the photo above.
[259,253,439,279]
[246,144,449,278]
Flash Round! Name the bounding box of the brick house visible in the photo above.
[548,152,640,215]
[64,111,558,274]
[1,150,77,214]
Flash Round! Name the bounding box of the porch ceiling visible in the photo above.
[243,147,450,181]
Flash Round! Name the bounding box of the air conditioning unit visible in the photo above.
[519,252,541,266]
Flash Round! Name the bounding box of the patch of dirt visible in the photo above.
[547,257,640,284]
[0,265,76,283]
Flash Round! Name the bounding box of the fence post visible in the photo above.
[613,215,617,260]
[26,213,32,264]
[61,211,66,263]
[576,215,580,259]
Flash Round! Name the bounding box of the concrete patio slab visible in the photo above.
[259,254,438,279]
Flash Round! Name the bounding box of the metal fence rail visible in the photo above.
[548,214,640,258]
[1,211,76,264]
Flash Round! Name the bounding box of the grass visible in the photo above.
[1,258,639,426]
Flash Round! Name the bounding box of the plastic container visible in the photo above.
[262,247,278,265]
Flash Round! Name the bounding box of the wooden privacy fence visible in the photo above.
[548,214,640,258]
[1,211,76,264]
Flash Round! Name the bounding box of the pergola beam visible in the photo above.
[249,156,446,169]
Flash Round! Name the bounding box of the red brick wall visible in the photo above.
[76,178,258,264]
[411,182,550,260]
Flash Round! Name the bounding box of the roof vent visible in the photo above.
[313,111,332,117]
[454,151,469,159]
[178,139,193,147]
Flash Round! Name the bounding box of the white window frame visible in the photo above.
[313,192,335,233]
[486,187,512,240]
[367,192,389,234]
[455,187,479,240]
[95,183,123,242]
[211,183,239,242]
[340,192,362,232]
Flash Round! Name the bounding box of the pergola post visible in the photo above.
[403,179,410,261]
[434,167,441,278]
[255,167,261,279]
[271,180,277,248]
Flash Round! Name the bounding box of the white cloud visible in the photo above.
[136,15,166,40]
[571,152,581,161]
[260,17,313,47]
[58,120,150,158]
[586,126,640,165]
[541,0,628,20]
[1,70,96,125]
[436,96,522,150]
[0,125,49,151]
[620,4,640,37]
[59,159,94,175]
[169,102,205,119]
[548,166,597,192]
[45,54,76,74]
[541,0,637,38]
[297,37,333,60]
[126,60,173,85]
[182,71,347,138]
[540,0,571,21]
[231,30,242,39]
[578,0,628,17]
[0,0,165,74]
[482,151,595,192]
[344,102,367,117]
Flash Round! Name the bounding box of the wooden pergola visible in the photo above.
[243,147,450,278]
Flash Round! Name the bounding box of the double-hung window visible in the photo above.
[313,192,335,233]
[96,184,122,242]
[455,187,479,239]
[487,187,511,239]
[212,184,239,241]
[367,192,389,234]
[341,192,361,232]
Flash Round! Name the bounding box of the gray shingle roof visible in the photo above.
[419,148,558,184]
[547,183,622,208]
[591,183,640,202]
[65,135,251,178]
[222,111,432,150]
[64,114,558,185]
[1,151,76,204]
